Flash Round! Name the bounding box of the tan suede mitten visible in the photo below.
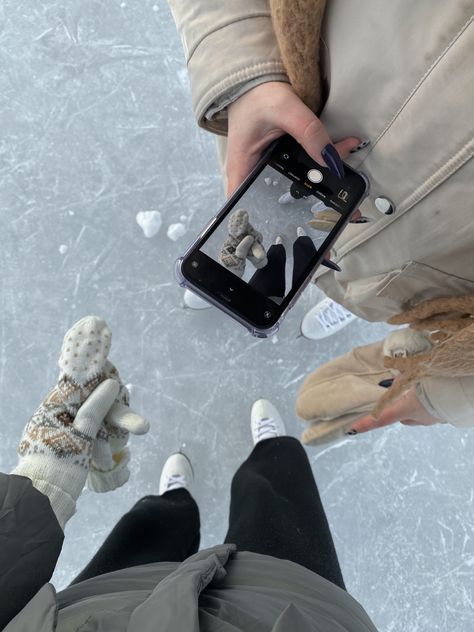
[296,341,398,445]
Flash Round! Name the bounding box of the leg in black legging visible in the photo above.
[249,243,286,298]
[224,436,345,590]
[292,235,317,289]
[70,489,200,584]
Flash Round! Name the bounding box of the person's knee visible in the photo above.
[248,436,305,464]
[130,491,199,531]
[132,495,160,511]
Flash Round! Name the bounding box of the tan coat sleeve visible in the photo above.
[167,0,288,134]
[417,377,474,428]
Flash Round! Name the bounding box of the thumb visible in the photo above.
[277,100,360,166]
[74,379,120,438]
[105,402,150,435]
[281,108,330,165]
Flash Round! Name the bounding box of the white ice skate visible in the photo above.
[251,399,286,445]
[300,297,357,340]
[183,289,212,310]
[159,452,194,495]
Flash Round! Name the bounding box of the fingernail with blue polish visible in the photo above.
[345,429,358,436]
[378,378,394,388]
[349,139,371,154]
[350,216,372,224]
[321,144,345,179]
[322,259,341,272]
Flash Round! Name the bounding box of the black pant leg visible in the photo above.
[224,437,345,590]
[292,235,317,288]
[248,243,286,298]
[70,489,200,584]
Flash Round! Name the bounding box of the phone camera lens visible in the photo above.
[264,311,272,319]
[282,153,290,159]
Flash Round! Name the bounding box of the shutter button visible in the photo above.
[374,196,395,215]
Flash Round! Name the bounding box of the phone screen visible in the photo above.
[199,166,337,306]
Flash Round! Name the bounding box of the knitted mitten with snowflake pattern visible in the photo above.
[12,316,149,528]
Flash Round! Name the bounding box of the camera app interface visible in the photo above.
[200,164,337,305]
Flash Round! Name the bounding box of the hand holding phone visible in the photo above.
[176,135,369,337]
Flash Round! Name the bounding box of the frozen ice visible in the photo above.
[180,215,187,222]
[271,335,278,345]
[136,211,162,238]
[0,4,472,632]
[167,222,186,241]
[278,191,295,204]
[59,245,68,255]
[273,180,278,186]
[264,177,272,186]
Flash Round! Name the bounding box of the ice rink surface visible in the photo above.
[0,2,473,630]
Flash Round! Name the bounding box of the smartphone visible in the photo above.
[176,134,369,337]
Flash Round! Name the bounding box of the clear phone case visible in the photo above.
[175,256,281,338]
[175,138,369,338]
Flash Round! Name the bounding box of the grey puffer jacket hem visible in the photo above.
[0,473,63,630]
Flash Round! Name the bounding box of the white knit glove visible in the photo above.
[12,379,119,530]
[11,316,150,528]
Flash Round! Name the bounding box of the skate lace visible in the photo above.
[257,417,277,440]
[164,474,187,491]
[318,301,352,329]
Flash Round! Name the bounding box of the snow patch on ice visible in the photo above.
[136,211,162,238]
[59,244,68,254]
[264,177,272,186]
[167,222,186,241]
[271,335,278,344]
[179,215,187,222]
